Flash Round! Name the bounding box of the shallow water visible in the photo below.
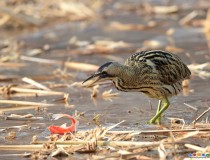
[0,0,210,159]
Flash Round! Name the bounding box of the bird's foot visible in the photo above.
[148,120,155,124]
[156,117,161,125]
[148,117,161,125]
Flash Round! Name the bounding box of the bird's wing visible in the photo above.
[125,50,191,85]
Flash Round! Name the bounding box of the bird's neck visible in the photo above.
[119,65,135,79]
[113,64,137,85]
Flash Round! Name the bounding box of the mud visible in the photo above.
[0,0,210,159]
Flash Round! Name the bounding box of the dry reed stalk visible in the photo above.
[5,87,65,95]
[0,124,28,130]
[0,106,42,114]
[106,120,126,131]
[1,93,59,98]
[205,8,210,51]
[22,77,51,91]
[205,8,210,33]
[108,128,210,135]
[32,140,161,147]
[0,153,31,157]
[102,89,119,98]
[192,107,210,126]
[185,144,205,152]
[64,62,98,72]
[169,131,199,143]
[20,56,60,64]
[153,5,178,14]
[0,100,55,106]
[0,145,43,150]
[179,11,198,25]
[20,56,99,71]
[109,21,158,31]
[184,103,198,111]
[0,62,27,68]
[5,116,43,121]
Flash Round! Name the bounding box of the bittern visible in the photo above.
[83,50,191,124]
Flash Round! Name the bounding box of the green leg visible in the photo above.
[156,100,162,125]
[149,98,170,124]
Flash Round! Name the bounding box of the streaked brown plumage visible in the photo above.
[83,50,191,124]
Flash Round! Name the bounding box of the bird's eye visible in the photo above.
[102,71,107,74]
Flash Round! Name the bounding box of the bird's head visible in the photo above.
[83,62,121,86]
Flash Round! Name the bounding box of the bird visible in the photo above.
[83,50,191,124]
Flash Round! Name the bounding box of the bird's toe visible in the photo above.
[148,118,161,125]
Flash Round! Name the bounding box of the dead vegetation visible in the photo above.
[1,122,210,159]
[0,0,101,27]
[0,0,210,159]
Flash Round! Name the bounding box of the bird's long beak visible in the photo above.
[82,72,105,86]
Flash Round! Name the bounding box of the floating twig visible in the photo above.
[32,140,161,147]
[0,100,55,106]
[179,11,198,25]
[20,56,99,71]
[153,5,178,14]
[184,103,198,111]
[205,8,210,33]
[5,114,43,121]
[1,87,65,96]
[22,77,51,91]
[108,128,210,135]
[192,107,210,126]
[0,124,29,130]
[0,105,40,113]
[0,145,46,151]
[185,144,205,152]
[0,62,27,68]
